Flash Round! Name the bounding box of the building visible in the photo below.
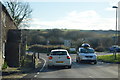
[118,1,120,30]
[0,2,18,69]
[118,2,120,46]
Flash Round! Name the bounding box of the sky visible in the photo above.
[2,0,120,30]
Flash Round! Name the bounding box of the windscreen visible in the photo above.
[80,48,94,53]
[51,51,67,55]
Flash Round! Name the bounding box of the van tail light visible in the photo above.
[49,56,53,59]
[67,56,70,59]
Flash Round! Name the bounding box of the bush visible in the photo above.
[69,51,77,54]
[95,46,105,52]
[22,55,34,68]
[2,61,8,69]
[29,45,69,53]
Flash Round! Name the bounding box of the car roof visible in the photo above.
[79,47,94,50]
[81,43,90,47]
[51,49,68,52]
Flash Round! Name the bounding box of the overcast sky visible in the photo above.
[2,0,120,30]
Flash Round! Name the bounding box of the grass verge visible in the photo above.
[2,54,34,78]
[97,54,120,63]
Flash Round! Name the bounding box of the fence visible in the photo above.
[26,52,41,69]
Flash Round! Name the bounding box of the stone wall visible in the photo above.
[0,2,17,69]
[118,1,120,30]
[0,2,2,71]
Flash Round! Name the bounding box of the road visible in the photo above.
[24,53,118,78]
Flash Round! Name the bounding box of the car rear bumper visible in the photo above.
[80,60,97,62]
[79,56,97,61]
[48,60,71,66]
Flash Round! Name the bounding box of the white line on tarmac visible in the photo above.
[34,75,37,77]
[34,57,46,78]
[37,72,40,74]
[39,57,46,72]
[89,76,96,80]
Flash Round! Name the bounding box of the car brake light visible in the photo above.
[67,56,70,59]
[49,56,53,59]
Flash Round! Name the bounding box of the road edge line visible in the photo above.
[39,57,46,72]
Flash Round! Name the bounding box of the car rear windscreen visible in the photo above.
[51,51,67,55]
[80,48,94,53]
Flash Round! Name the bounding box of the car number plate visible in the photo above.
[56,61,63,63]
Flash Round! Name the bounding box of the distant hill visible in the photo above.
[22,29,120,52]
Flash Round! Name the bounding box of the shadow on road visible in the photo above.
[72,61,117,69]
[41,66,70,72]
[41,61,116,73]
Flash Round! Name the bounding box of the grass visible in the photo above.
[97,54,120,63]
[2,67,27,78]
[2,54,34,78]
[2,61,8,70]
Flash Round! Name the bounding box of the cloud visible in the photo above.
[24,0,117,2]
[108,0,119,6]
[29,10,115,30]
[104,0,119,12]
[105,7,115,11]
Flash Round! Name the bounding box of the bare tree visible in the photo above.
[4,0,32,28]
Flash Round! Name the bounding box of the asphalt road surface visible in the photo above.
[24,53,118,78]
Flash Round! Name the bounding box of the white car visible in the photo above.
[76,47,97,64]
[47,49,72,68]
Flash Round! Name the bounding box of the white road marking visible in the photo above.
[89,76,92,78]
[39,57,46,72]
[34,75,37,77]
[34,56,46,78]
[89,76,96,80]
[37,72,40,74]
